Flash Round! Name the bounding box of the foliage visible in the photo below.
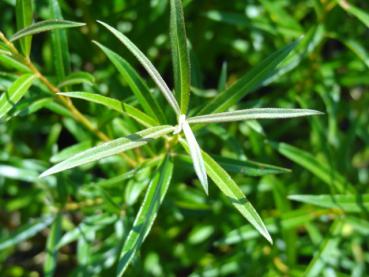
[0,0,368,276]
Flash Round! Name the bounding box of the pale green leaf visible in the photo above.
[289,194,369,213]
[116,155,173,276]
[40,125,175,177]
[97,20,180,115]
[11,19,85,42]
[170,0,191,114]
[0,74,36,119]
[188,108,322,124]
[180,140,272,243]
[182,119,208,194]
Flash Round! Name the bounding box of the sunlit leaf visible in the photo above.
[182,119,208,194]
[188,108,322,124]
[0,73,36,119]
[180,140,272,243]
[97,20,180,115]
[116,155,173,276]
[289,194,369,213]
[170,0,191,114]
[11,19,85,42]
[40,125,175,177]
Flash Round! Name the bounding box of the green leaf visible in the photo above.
[16,0,33,56]
[213,156,291,176]
[0,216,54,251]
[93,41,166,123]
[272,142,351,193]
[198,40,299,115]
[44,213,62,277]
[182,119,208,194]
[57,214,117,249]
[123,103,159,127]
[58,91,158,127]
[170,0,191,114]
[50,141,92,163]
[49,0,72,82]
[0,164,39,182]
[304,219,344,277]
[11,19,85,42]
[338,0,369,28]
[0,74,36,119]
[187,108,322,124]
[180,140,272,243]
[216,209,320,245]
[97,20,180,115]
[217,61,228,91]
[289,194,369,213]
[0,50,31,74]
[40,125,175,177]
[57,71,95,88]
[116,155,173,276]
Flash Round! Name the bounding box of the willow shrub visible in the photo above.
[1,0,369,276]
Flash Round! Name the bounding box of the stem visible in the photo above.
[0,32,137,167]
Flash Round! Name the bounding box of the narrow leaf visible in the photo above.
[182,120,208,194]
[188,108,322,124]
[198,40,299,115]
[44,213,62,277]
[305,219,344,277]
[217,61,228,91]
[16,0,33,56]
[0,54,32,73]
[97,20,180,115]
[216,209,320,245]
[49,0,71,82]
[0,74,36,119]
[116,155,173,276]
[180,140,272,243]
[58,71,95,88]
[40,125,175,177]
[0,216,53,251]
[273,142,351,193]
[11,19,85,42]
[214,156,290,176]
[170,0,191,114]
[289,194,369,213]
[58,91,158,127]
[93,41,166,123]
[338,0,369,28]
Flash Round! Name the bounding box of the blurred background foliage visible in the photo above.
[0,0,369,276]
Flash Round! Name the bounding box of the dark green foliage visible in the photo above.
[0,0,369,276]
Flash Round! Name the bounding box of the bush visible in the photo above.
[0,0,368,276]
